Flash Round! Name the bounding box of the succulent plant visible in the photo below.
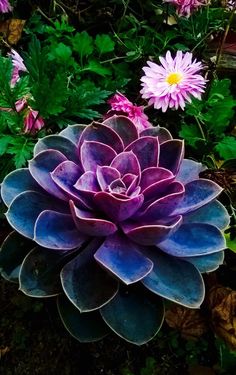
[0,115,229,345]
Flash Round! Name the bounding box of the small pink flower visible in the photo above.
[164,0,208,17]
[15,98,27,112]
[9,50,27,87]
[107,92,152,131]
[140,51,206,112]
[0,0,12,13]
[24,109,45,135]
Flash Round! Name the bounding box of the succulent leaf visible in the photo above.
[0,231,34,283]
[100,285,164,345]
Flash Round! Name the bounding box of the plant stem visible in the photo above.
[194,115,206,141]
[216,6,236,67]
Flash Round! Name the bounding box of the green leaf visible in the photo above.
[48,42,72,63]
[179,123,203,148]
[95,34,115,54]
[225,233,236,253]
[215,136,236,160]
[7,137,34,168]
[208,79,231,102]
[86,60,112,76]
[13,76,30,101]
[0,135,13,155]
[204,99,236,135]
[72,31,94,58]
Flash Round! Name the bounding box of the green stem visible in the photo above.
[191,30,214,53]
[194,115,206,141]
[100,55,126,64]
[216,6,236,67]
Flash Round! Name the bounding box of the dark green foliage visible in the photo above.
[179,79,236,160]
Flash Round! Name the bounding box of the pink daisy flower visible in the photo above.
[140,51,206,112]
[164,0,208,18]
[107,92,152,131]
[0,0,12,13]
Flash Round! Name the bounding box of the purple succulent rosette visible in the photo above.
[0,115,229,344]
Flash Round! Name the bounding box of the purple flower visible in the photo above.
[140,51,206,112]
[163,0,209,18]
[107,92,152,131]
[8,50,27,87]
[23,109,45,134]
[0,0,12,13]
[0,115,229,344]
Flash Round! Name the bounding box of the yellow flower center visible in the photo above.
[166,72,182,85]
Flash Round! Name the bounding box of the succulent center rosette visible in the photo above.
[0,115,229,345]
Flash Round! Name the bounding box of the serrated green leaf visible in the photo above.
[95,34,115,54]
[208,79,231,101]
[13,76,30,100]
[179,123,203,148]
[215,136,236,160]
[7,137,34,168]
[48,42,72,63]
[72,31,94,58]
[86,60,112,76]
[0,135,13,155]
[185,98,204,116]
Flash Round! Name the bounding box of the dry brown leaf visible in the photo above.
[188,365,215,375]
[0,19,25,45]
[165,305,208,340]
[208,285,236,350]
[0,346,10,358]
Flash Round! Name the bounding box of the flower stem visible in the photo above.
[194,115,206,141]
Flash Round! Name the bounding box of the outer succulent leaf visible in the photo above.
[181,251,225,273]
[59,124,86,145]
[139,182,185,220]
[19,246,76,297]
[1,168,41,207]
[0,231,34,282]
[110,151,141,177]
[142,251,205,308]
[125,136,159,170]
[171,179,223,216]
[61,239,119,312]
[70,201,118,236]
[158,223,226,257]
[29,150,68,200]
[57,295,109,342]
[34,211,88,250]
[94,191,144,222]
[78,121,124,153]
[80,141,117,172]
[96,166,120,191]
[122,216,182,246]
[6,191,63,239]
[140,167,174,191]
[100,285,164,345]
[159,140,184,175]
[140,126,172,143]
[94,233,153,284]
[34,135,78,163]
[183,200,230,230]
[176,159,204,184]
[103,115,138,147]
